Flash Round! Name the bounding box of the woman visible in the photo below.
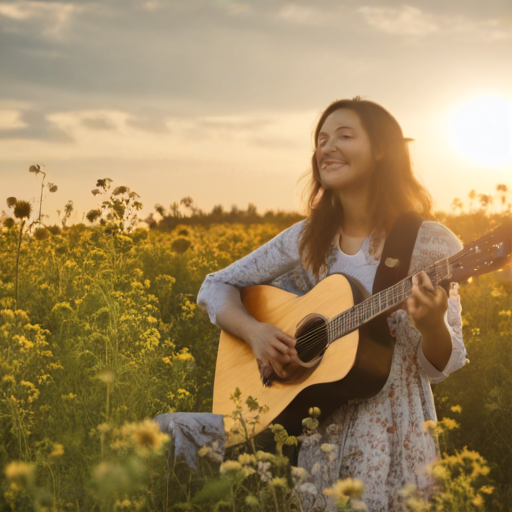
[197,97,467,511]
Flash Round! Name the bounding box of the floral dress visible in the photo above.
[197,219,467,512]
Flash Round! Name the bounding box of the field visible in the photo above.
[1,201,511,511]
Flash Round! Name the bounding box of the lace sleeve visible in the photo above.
[409,221,468,384]
[196,220,306,327]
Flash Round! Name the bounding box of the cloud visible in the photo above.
[357,5,439,37]
[0,1,80,37]
[357,4,512,41]
[277,4,328,26]
[126,115,169,133]
[0,109,26,130]
[81,116,115,131]
[449,16,512,42]
[0,109,73,142]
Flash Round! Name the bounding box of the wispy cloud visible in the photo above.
[0,1,80,37]
[0,109,27,130]
[126,115,170,134]
[81,116,115,131]
[357,4,512,41]
[0,109,73,142]
[277,4,329,26]
[357,5,439,37]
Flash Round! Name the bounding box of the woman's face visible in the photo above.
[316,108,378,193]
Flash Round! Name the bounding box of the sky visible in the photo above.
[1,0,511,225]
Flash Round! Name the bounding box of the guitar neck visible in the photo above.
[327,258,451,342]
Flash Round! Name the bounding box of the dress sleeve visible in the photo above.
[196,220,306,327]
[408,221,468,384]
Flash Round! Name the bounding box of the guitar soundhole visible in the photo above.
[295,315,328,364]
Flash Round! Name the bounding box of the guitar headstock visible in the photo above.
[445,219,512,284]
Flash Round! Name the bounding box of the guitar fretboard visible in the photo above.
[327,258,451,343]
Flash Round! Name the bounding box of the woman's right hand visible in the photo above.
[246,322,298,380]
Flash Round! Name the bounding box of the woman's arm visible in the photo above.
[197,220,306,378]
[407,221,468,382]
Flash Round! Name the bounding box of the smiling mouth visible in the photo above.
[322,160,347,170]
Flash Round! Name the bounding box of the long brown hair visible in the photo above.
[299,97,434,279]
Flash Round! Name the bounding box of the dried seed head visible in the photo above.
[29,164,41,174]
[113,186,129,195]
[6,197,17,208]
[86,209,102,223]
[34,227,49,240]
[3,217,15,229]
[48,183,58,193]
[13,201,32,219]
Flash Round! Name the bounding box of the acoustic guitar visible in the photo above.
[212,220,512,441]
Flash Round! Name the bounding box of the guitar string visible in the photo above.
[297,272,422,352]
[294,262,446,356]
[295,264,446,356]
[299,262,444,347]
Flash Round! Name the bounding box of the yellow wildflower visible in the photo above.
[115,499,132,509]
[271,477,287,488]
[50,443,64,458]
[291,466,308,483]
[219,460,242,476]
[440,418,460,430]
[321,443,335,453]
[175,348,194,362]
[422,420,437,434]
[97,423,111,434]
[131,419,169,452]
[96,367,116,384]
[450,405,462,413]
[198,446,212,457]
[479,485,494,494]
[256,450,275,462]
[245,495,259,507]
[324,478,364,499]
[241,466,256,478]
[472,494,484,507]
[432,464,449,481]
[4,461,35,488]
[238,453,257,466]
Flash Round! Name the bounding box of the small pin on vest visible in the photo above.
[385,257,400,268]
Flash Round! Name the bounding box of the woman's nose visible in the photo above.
[321,138,337,155]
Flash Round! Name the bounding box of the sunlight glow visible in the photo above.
[448,95,512,167]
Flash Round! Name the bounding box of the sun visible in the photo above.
[447,95,512,167]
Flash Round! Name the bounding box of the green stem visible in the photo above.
[106,382,110,423]
[38,173,46,224]
[15,220,25,309]
[272,486,280,512]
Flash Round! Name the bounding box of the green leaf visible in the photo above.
[246,396,259,411]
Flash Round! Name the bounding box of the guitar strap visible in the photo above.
[372,211,425,295]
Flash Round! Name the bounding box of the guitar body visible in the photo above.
[213,273,395,440]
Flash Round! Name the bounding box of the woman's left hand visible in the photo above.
[405,271,448,336]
